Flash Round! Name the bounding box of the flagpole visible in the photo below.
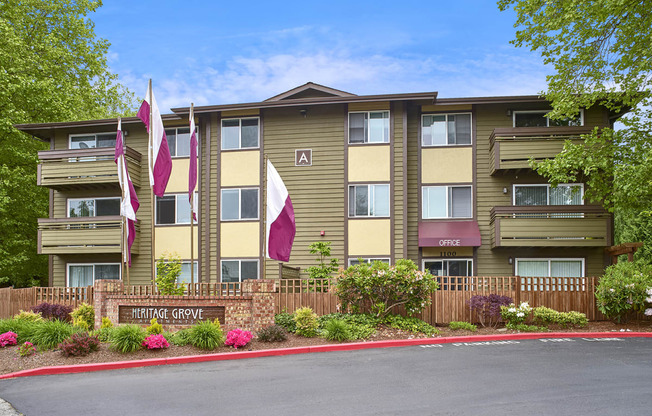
[118,116,126,285]
[190,103,195,287]
[119,116,131,286]
[262,154,268,280]
[148,79,156,285]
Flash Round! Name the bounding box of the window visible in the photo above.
[423,259,473,291]
[221,260,259,283]
[513,110,583,127]
[222,118,259,150]
[69,133,117,150]
[349,111,389,144]
[67,263,120,287]
[422,186,472,219]
[221,188,259,220]
[166,127,196,157]
[514,184,583,206]
[348,258,390,266]
[68,198,120,217]
[348,184,390,217]
[422,114,471,146]
[156,193,196,225]
[516,259,584,277]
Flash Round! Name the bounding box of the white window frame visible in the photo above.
[155,193,197,225]
[348,111,390,144]
[348,258,391,266]
[422,185,473,219]
[67,263,121,287]
[515,258,585,277]
[68,132,118,149]
[422,258,474,276]
[421,113,473,146]
[67,197,121,218]
[512,109,584,127]
[220,259,260,283]
[221,117,260,150]
[165,126,198,158]
[220,188,259,221]
[348,184,390,218]
[512,183,584,206]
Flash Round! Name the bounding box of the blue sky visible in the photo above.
[92,0,550,112]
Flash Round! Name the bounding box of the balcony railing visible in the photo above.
[37,147,142,190]
[489,126,593,175]
[490,205,611,248]
[37,216,139,255]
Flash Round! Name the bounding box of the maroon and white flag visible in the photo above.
[266,160,296,262]
[114,119,140,266]
[137,83,172,197]
[188,113,198,221]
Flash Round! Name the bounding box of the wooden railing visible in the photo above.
[124,283,241,297]
[490,205,612,248]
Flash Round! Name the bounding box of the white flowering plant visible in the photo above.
[595,261,652,323]
[500,302,532,329]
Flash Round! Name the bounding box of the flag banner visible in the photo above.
[114,119,140,266]
[188,113,198,221]
[137,83,172,197]
[266,160,296,262]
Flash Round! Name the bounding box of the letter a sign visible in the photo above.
[295,149,312,166]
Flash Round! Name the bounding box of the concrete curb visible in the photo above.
[1,332,650,380]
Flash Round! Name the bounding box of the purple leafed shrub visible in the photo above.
[467,294,513,328]
[30,303,73,322]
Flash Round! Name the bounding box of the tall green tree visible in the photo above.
[0,0,136,287]
[499,0,652,262]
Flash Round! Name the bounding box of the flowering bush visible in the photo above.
[335,259,438,318]
[59,333,100,357]
[467,294,513,328]
[225,329,253,349]
[18,341,36,357]
[500,302,532,329]
[142,334,170,350]
[595,261,652,322]
[646,288,652,317]
[0,331,18,347]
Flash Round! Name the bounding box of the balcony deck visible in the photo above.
[37,147,142,190]
[490,205,612,248]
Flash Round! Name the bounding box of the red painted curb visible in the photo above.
[1,332,650,380]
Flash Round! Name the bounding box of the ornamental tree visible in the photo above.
[335,259,439,318]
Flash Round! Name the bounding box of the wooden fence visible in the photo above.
[0,286,93,319]
[124,283,241,297]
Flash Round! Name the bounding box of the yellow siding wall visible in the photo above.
[220,222,260,257]
[348,219,391,256]
[154,226,199,258]
[166,159,191,193]
[221,150,260,187]
[421,147,473,183]
[348,146,390,182]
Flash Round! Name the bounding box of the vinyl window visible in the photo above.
[348,184,390,217]
[221,260,259,283]
[221,188,259,220]
[422,186,472,219]
[67,263,120,287]
[513,110,583,127]
[222,118,259,150]
[516,258,584,277]
[513,184,583,206]
[421,113,471,146]
[349,111,389,144]
[423,259,473,291]
[166,127,197,157]
[156,193,196,225]
[348,258,391,266]
[68,197,120,217]
[69,132,117,150]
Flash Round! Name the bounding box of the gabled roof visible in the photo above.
[264,82,356,101]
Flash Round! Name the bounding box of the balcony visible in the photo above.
[490,205,612,248]
[37,216,139,255]
[37,147,142,190]
[489,127,593,175]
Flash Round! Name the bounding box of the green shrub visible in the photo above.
[532,306,559,326]
[169,329,192,346]
[110,324,147,353]
[257,325,288,342]
[560,311,588,328]
[449,321,477,332]
[501,302,532,328]
[146,318,163,335]
[293,307,319,337]
[59,332,100,357]
[382,315,439,336]
[534,307,588,328]
[100,317,113,329]
[156,252,186,295]
[335,259,438,318]
[90,327,114,342]
[70,303,95,331]
[510,323,546,332]
[318,313,379,340]
[32,319,76,349]
[275,312,297,333]
[188,320,224,350]
[13,310,43,322]
[322,319,352,342]
[595,261,652,322]
[0,318,39,343]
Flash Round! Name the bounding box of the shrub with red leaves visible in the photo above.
[58,333,100,357]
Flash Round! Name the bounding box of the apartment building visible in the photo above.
[16,83,617,287]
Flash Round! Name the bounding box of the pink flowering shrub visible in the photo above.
[18,341,36,357]
[142,334,170,350]
[0,331,18,347]
[225,329,252,349]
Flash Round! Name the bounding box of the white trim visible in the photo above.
[220,259,260,283]
[164,126,199,158]
[348,111,390,144]
[221,117,260,150]
[66,263,121,287]
[220,187,260,221]
[421,112,473,147]
[422,258,474,276]
[515,258,585,277]
[512,183,584,205]
[67,197,121,218]
[512,109,584,127]
[348,184,391,218]
[347,258,391,266]
[422,185,473,219]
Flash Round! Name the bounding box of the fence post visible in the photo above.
[514,276,521,305]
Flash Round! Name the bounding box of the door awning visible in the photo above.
[418,221,482,247]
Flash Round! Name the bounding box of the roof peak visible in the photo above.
[264,82,356,101]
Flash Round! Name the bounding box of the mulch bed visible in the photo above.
[1,321,650,376]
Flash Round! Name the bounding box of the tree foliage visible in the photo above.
[499,0,652,261]
[0,0,136,287]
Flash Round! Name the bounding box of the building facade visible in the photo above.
[17,83,617,287]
